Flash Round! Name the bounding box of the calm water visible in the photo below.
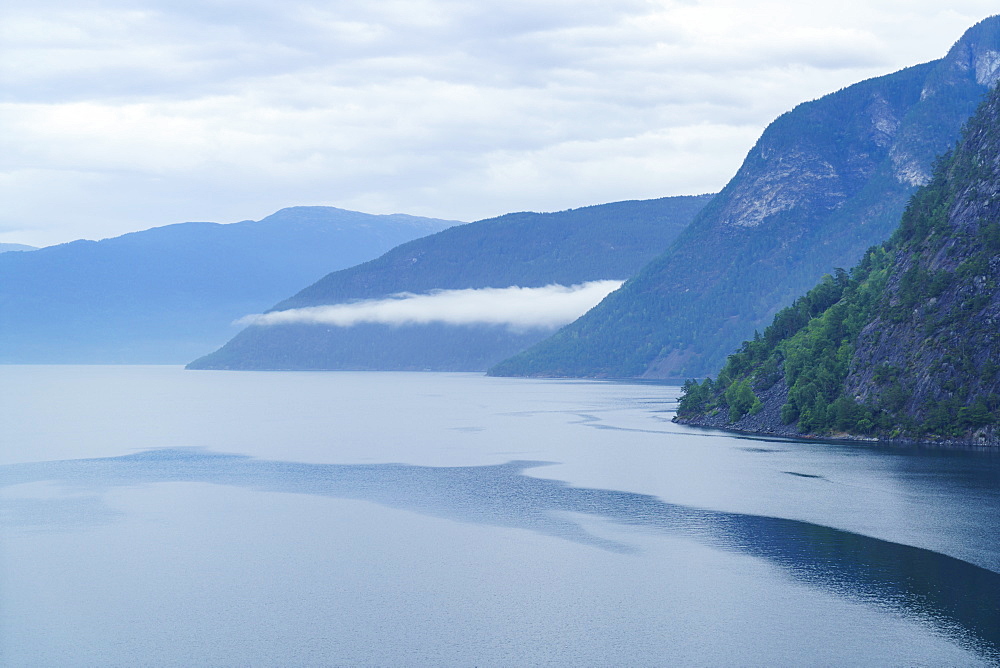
[1,366,999,666]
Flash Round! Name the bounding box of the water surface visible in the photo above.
[1,366,998,666]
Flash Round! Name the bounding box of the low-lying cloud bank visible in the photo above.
[238,281,624,331]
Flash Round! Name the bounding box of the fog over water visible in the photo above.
[1,366,998,666]
[238,280,623,330]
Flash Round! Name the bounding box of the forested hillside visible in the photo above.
[0,207,455,363]
[491,16,1000,380]
[676,81,1000,445]
[188,195,712,370]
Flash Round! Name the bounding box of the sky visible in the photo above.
[2,1,998,247]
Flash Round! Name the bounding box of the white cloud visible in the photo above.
[0,1,997,245]
[238,281,624,331]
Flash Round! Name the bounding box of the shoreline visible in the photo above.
[672,415,1000,451]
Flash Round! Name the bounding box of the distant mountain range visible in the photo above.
[491,16,1000,380]
[188,196,713,370]
[0,243,36,253]
[0,207,456,363]
[677,79,1000,446]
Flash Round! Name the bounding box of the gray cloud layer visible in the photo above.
[238,281,624,331]
[2,1,997,245]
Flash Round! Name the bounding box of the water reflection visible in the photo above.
[3,448,999,659]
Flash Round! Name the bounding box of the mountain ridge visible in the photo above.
[0,243,36,253]
[187,195,712,371]
[0,206,457,363]
[490,16,1000,380]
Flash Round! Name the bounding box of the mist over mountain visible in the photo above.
[491,16,1000,380]
[0,207,456,363]
[677,81,1000,446]
[188,196,712,371]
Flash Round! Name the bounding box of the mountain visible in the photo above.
[676,81,1000,445]
[490,16,1000,380]
[0,244,37,253]
[188,195,713,371]
[0,207,457,363]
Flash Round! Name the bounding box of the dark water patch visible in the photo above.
[2,448,999,661]
[734,433,809,445]
[581,424,671,435]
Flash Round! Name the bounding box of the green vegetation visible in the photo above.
[678,80,1000,443]
[676,251,890,434]
[724,378,762,421]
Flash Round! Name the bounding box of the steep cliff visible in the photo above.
[676,81,1000,446]
[491,16,1000,380]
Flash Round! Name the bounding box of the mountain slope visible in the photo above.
[676,81,1000,445]
[188,195,712,371]
[0,244,36,253]
[0,207,456,363]
[490,16,1000,380]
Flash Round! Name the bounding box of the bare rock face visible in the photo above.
[713,15,1000,239]
[719,150,846,230]
[719,90,907,231]
[975,49,1000,86]
[890,145,931,187]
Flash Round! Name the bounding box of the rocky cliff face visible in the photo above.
[843,90,1000,438]
[491,16,1000,381]
[676,81,1000,446]
[716,83,919,232]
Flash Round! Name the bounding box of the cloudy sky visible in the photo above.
[2,1,997,246]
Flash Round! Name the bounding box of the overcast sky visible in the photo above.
[2,1,997,246]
